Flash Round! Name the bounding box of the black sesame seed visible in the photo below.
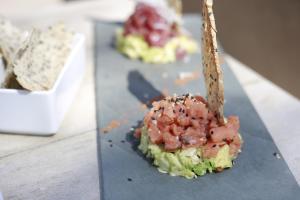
[182,110,185,113]
[127,178,132,182]
[108,139,112,143]
[210,131,214,135]
[109,144,113,147]
[186,114,188,117]
[121,140,125,143]
[179,108,182,112]
[212,144,216,147]
[191,117,196,120]
[173,110,176,113]
[151,117,155,120]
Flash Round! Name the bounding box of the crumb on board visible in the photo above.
[143,93,149,98]
[174,71,200,86]
[101,120,121,133]
[273,152,281,159]
[139,103,148,111]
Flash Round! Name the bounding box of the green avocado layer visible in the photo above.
[116,29,198,64]
[138,126,234,179]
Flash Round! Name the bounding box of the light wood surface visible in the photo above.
[0,0,299,199]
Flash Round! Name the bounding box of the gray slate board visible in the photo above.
[95,15,300,200]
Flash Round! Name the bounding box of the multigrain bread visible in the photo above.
[0,17,27,88]
[13,23,74,91]
[201,0,225,124]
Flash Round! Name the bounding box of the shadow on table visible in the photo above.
[127,70,165,108]
[125,70,166,164]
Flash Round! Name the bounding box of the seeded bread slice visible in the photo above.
[0,17,27,88]
[201,0,225,124]
[13,23,74,91]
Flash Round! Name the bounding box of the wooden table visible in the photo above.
[0,0,299,199]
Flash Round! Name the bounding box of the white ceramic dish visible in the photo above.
[0,34,85,135]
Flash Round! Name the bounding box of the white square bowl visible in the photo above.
[0,34,86,135]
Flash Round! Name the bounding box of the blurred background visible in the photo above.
[184,0,300,98]
[1,0,299,98]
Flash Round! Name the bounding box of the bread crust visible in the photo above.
[13,24,73,91]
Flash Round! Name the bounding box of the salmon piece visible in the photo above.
[176,115,190,126]
[163,132,181,151]
[181,127,206,148]
[202,142,222,158]
[187,102,208,119]
[170,124,184,136]
[148,124,163,144]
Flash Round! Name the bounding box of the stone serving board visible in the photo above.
[94,15,300,200]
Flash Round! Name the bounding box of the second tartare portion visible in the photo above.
[116,3,197,64]
[135,94,242,178]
